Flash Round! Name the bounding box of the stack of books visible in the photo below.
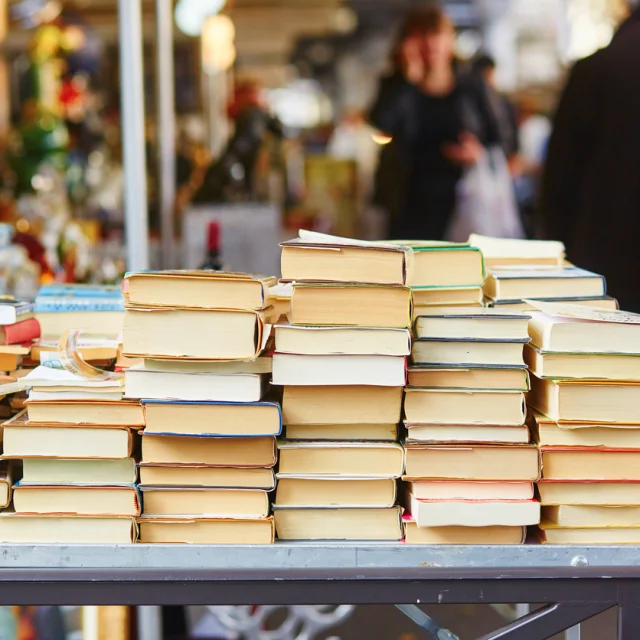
[274,232,410,541]
[526,302,640,544]
[404,307,540,544]
[0,299,39,373]
[122,270,279,544]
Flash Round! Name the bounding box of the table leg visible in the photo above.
[618,605,640,640]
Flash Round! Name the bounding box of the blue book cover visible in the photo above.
[36,284,124,312]
[37,284,123,298]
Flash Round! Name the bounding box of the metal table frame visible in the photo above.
[1,544,638,640]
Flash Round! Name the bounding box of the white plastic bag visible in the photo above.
[445,147,524,242]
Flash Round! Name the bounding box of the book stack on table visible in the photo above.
[122,270,279,544]
[273,232,410,541]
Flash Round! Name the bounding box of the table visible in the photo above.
[0,544,638,639]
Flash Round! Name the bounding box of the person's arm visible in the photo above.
[368,73,414,136]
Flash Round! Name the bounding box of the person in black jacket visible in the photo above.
[539,5,640,311]
[369,6,501,240]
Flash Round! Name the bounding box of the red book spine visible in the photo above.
[1,318,41,345]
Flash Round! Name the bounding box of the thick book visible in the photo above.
[124,271,276,310]
[285,423,398,441]
[0,318,40,345]
[0,514,137,543]
[404,518,526,545]
[538,525,640,545]
[138,517,274,544]
[483,267,605,301]
[415,309,529,341]
[125,363,268,402]
[529,376,640,423]
[3,426,134,460]
[21,458,137,486]
[282,385,403,425]
[138,465,275,490]
[277,441,404,478]
[409,495,540,528]
[141,434,277,467]
[290,284,412,328]
[123,307,268,361]
[486,295,619,311]
[407,480,534,501]
[36,283,124,312]
[404,444,541,481]
[142,356,272,375]
[403,388,526,426]
[537,480,640,506]
[25,399,144,425]
[280,232,412,285]
[272,353,406,387]
[524,344,640,381]
[275,477,397,508]
[13,484,141,516]
[274,506,403,541]
[140,487,269,518]
[400,241,484,288]
[542,504,640,528]
[405,423,530,444]
[412,339,528,367]
[469,234,565,267]
[37,311,124,338]
[0,299,35,325]
[412,286,483,308]
[142,400,282,437]
[274,325,411,356]
[540,448,640,481]
[408,366,530,391]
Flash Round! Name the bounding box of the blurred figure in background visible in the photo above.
[369,7,501,240]
[540,4,640,311]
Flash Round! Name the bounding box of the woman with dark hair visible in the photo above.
[370,6,501,240]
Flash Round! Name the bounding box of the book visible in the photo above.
[0,464,11,508]
[141,435,277,467]
[407,480,534,501]
[140,487,268,518]
[529,376,640,423]
[123,307,268,360]
[404,444,540,480]
[3,426,134,459]
[284,423,398,441]
[21,458,137,485]
[483,267,605,301]
[37,311,124,338]
[404,389,526,426]
[25,399,144,425]
[542,504,640,528]
[274,325,411,356]
[272,353,406,387]
[290,284,412,328]
[274,506,403,541]
[280,232,412,285]
[142,356,272,375]
[138,517,274,544]
[409,495,541,528]
[469,234,565,267]
[277,441,404,478]
[36,284,124,312]
[537,525,640,545]
[142,401,282,437]
[0,318,40,345]
[486,296,619,311]
[412,339,528,367]
[31,339,119,363]
[528,310,640,354]
[0,350,23,371]
[540,448,640,480]
[138,466,275,489]
[530,411,640,449]
[400,241,484,288]
[0,299,35,325]
[408,366,529,391]
[537,480,640,506]
[524,344,640,380]
[125,364,268,403]
[13,485,141,516]
[28,389,124,402]
[405,423,530,444]
[275,477,397,508]
[0,514,136,543]
[412,286,483,308]
[123,271,276,310]
[404,518,526,544]
[282,385,403,425]
[415,309,529,341]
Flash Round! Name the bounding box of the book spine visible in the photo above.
[38,286,122,298]
[1,318,41,345]
[36,298,125,312]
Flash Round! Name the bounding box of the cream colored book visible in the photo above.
[542,504,640,528]
[538,525,640,545]
[138,517,274,544]
[138,466,275,489]
[469,234,565,267]
[487,296,618,311]
[407,480,534,501]
[25,400,144,426]
[412,339,527,367]
[537,481,640,506]
[143,357,272,374]
[37,311,124,339]
[408,366,529,391]
[404,520,525,544]
[284,423,397,441]
[541,449,640,481]
[405,423,529,444]
[21,458,137,486]
[415,309,529,341]
[412,287,483,308]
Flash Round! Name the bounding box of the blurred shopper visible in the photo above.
[369,7,516,241]
[540,5,640,310]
